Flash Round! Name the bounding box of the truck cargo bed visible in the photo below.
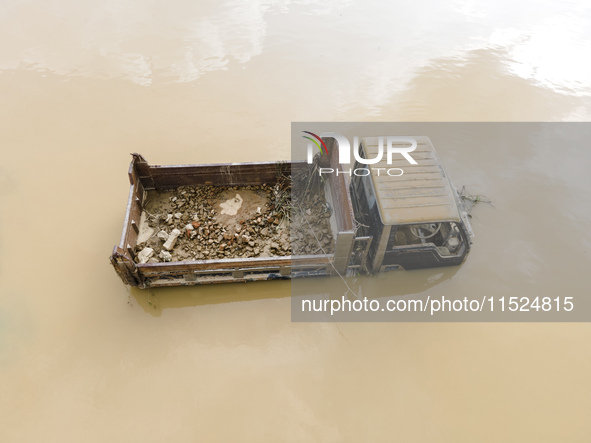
[110,150,355,288]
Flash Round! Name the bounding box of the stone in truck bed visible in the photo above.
[133,182,334,263]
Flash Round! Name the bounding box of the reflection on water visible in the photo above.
[131,280,292,316]
[293,266,460,299]
[1,0,591,441]
[131,266,460,316]
[2,0,590,95]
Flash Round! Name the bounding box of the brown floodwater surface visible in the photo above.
[1,1,591,441]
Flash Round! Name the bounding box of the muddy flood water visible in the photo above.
[1,1,591,441]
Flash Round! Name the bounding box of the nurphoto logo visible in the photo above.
[302,131,418,176]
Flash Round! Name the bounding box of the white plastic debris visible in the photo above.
[138,247,154,264]
[184,223,194,231]
[163,228,181,251]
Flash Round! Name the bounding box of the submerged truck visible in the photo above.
[349,136,474,273]
[110,137,473,288]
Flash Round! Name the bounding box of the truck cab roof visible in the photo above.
[361,136,462,226]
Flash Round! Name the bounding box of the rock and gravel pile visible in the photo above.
[290,193,335,255]
[134,178,334,263]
